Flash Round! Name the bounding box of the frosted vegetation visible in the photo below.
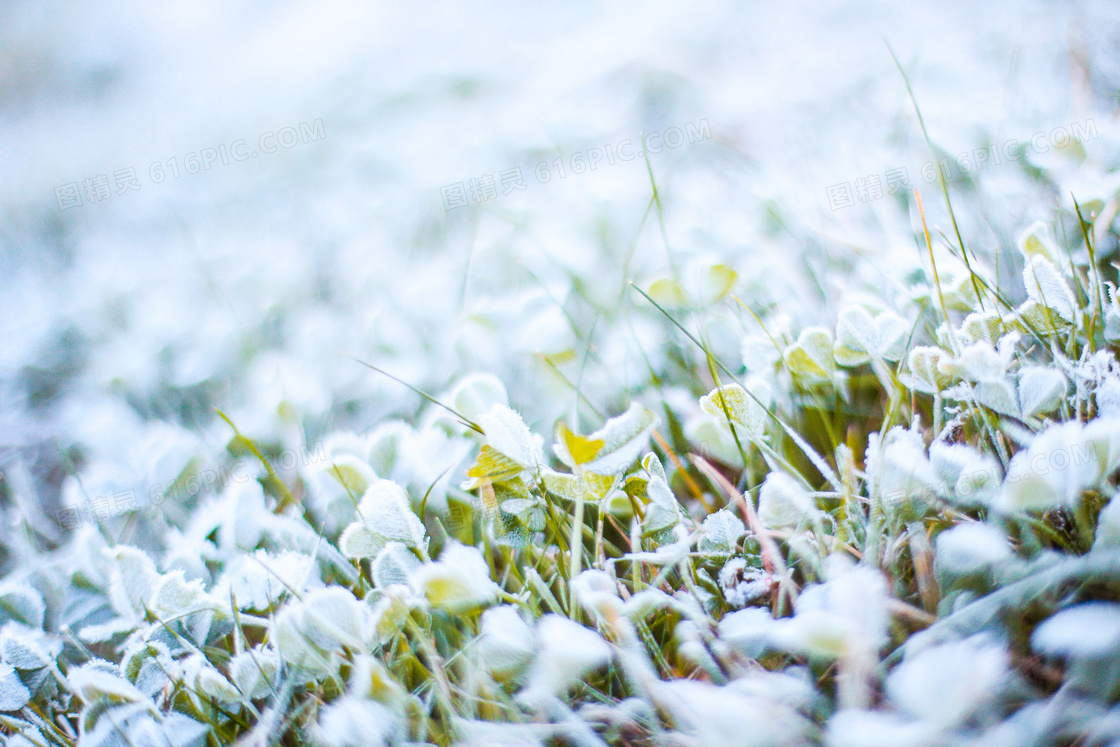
[7,156,1120,744]
[4,3,1120,746]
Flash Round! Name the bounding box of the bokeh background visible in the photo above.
[1,0,1118,550]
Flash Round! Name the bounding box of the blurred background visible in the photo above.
[1,0,1118,547]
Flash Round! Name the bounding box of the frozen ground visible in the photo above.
[1,0,1118,538]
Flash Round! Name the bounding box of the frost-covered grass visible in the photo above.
[7,132,1120,746]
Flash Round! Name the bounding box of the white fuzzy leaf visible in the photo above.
[1017,221,1059,264]
[580,403,660,475]
[905,346,951,394]
[371,542,421,589]
[934,523,1012,578]
[0,624,54,670]
[346,479,427,554]
[477,405,543,471]
[0,663,29,711]
[699,383,768,439]
[149,571,213,619]
[68,664,151,706]
[104,546,160,621]
[834,307,908,366]
[1032,602,1120,659]
[447,373,509,423]
[338,523,387,559]
[784,327,835,379]
[0,585,45,629]
[477,605,535,677]
[697,509,746,555]
[758,472,814,528]
[229,646,279,701]
[520,614,612,703]
[1018,366,1067,418]
[410,543,500,613]
[1023,256,1076,323]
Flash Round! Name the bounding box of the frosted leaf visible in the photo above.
[758,472,815,528]
[934,523,1012,579]
[959,310,1004,346]
[700,263,739,304]
[776,561,889,659]
[180,654,240,707]
[541,469,616,507]
[1011,299,1074,335]
[555,403,659,475]
[940,340,1007,383]
[1094,493,1120,551]
[313,454,377,500]
[887,634,1009,728]
[647,277,689,307]
[447,373,509,424]
[339,524,387,559]
[638,454,683,538]
[104,546,160,621]
[1018,366,1067,418]
[365,420,411,478]
[78,618,137,644]
[784,327,835,379]
[875,428,940,508]
[1032,603,1120,659]
[338,479,426,557]
[273,587,370,676]
[997,420,1101,511]
[219,549,314,612]
[121,639,175,698]
[904,346,951,394]
[0,585,45,630]
[0,623,56,670]
[158,713,211,747]
[1023,256,1076,323]
[699,383,768,438]
[229,645,279,701]
[825,709,935,747]
[371,543,421,589]
[370,585,416,645]
[68,664,151,706]
[410,543,500,613]
[656,679,813,747]
[1084,417,1120,476]
[477,405,543,471]
[149,571,213,620]
[719,559,778,610]
[624,588,678,620]
[1097,375,1120,419]
[974,379,1021,418]
[697,509,746,555]
[520,614,612,702]
[572,570,624,621]
[718,607,778,657]
[0,663,29,711]
[928,442,999,506]
[1017,221,1060,264]
[309,696,402,747]
[477,605,534,677]
[834,307,908,366]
